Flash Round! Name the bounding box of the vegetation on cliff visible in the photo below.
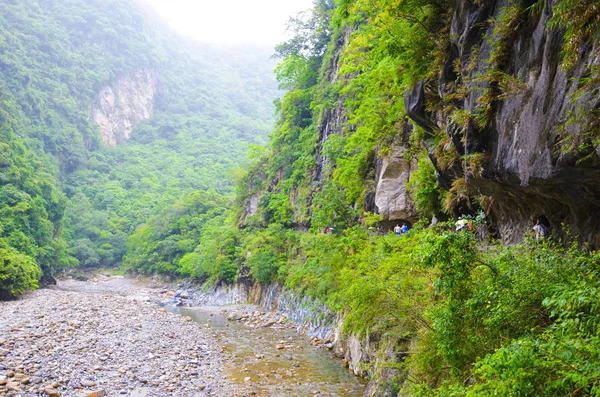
[0,92,74,295]
[130,0,600,394]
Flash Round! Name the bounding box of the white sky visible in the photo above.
[141,0,314,46]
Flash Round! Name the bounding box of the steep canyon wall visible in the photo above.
[92,70,158,146]
[406,0,600,244]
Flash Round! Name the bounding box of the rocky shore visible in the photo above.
[0,277,236,397]
[220,309,336,350]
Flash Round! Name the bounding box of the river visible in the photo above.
[168,306,366,396]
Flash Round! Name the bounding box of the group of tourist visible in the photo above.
[336,216,550,240]
[393,223,409,236]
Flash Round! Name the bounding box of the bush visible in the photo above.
[409,235,600,396]
[246,250,280,284]
[0,244,41,298]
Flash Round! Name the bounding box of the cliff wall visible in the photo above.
[92,70,158,146]
[231,0,600,394]
[406,0,600,245]
[249,0,600,243]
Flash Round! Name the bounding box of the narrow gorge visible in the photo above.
[1,0,600,396]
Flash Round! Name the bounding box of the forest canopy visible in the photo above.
[0,0,278,296]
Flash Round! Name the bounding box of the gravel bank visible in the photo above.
[0,277,238,397]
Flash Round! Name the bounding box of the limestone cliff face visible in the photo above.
[374,145,418,224]
[92,70,158,146]
[407,0,600,245]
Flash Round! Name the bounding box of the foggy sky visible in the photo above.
[141,0,314,46]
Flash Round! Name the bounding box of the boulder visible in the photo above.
[374,145,418,222]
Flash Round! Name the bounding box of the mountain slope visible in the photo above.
[0,0,278,293]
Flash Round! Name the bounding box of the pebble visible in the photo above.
[81,380,97,387]
[0,277,238,396]
[44,386,60,396]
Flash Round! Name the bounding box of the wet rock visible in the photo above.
[227,313,244,321]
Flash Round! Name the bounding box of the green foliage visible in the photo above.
[0,0,279,286]
[180,215,241,283]
[459,250,600,396]
[330,0,451,208]
[311,180,356,231]
[333,227,433,336]
[275,55,312,90]
[224,0,600,394]
[244,223,298,284]
[63,40,278,266]
[0,95,75,287]
[0,243,41,298]
[408,154,444,217]
[406,235,600,396]
[123,190,227,274]
[240,0,453,234]
[5,1,600,395]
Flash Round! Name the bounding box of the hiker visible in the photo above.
[393,224,401,236]
[455,219,471,232]
[400,223,409,234]
[533,219,547,240]
[430,215,438,226]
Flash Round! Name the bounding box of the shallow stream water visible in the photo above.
[168,306,367,396]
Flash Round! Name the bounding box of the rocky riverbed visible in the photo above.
[168,306,365,397]
[0,277,236,397]
[0,277,365,397]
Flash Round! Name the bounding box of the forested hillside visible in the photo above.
[0,0,277,295]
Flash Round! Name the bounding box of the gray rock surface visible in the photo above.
[93,70,158,146]
[406,0,600,245]
[374,145,418,222]
[187,284,247,307]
